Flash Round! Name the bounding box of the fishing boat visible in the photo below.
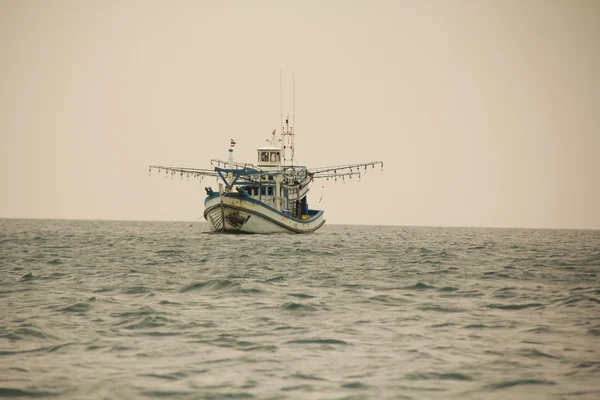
[150,118,382,233]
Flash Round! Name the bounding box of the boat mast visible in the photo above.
[281,73,295,167]
[280,71,283,143]
[282,116,294,167]
[292,72,295,151]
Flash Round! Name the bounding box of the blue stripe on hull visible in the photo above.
[204,193,324,225]
[204,203,325,234]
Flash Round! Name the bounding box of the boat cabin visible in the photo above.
[257,146,281,169]
[238,172,278,208]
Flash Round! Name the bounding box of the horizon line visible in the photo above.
[0,216,598,232]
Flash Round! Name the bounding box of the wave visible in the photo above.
[486,379,556,390]
[115,307,161,318]
[158,300,181,305]
[465,324,504,329]
[139,390,197,398]
[487,303,544,310]
[287,293,315,299]
[520,348,560,359]
[0,343,74,356]
[140,372,188,381]
[430,322,457,328]
[282,302,317,312]
[420,304,465,313]
[179,279,240,293]
[0,387,60,398]
[120,315,170,330]
[437,286,458,292]
[291,373,328,381]
[0,327,55,341]
[404,282,436,290]
[264,275,285,283]
[525,327,552,334]
[238,344,278,352]
[576,361,600,369]
[155,249,185,256]
[368,295,408,305]
[121,286,153,295]
[60,298,96,313]
[406,372,472,381]
[554,294,600,306]
[286,338,348,345]
[280,384,314,391]
[342,381,368,389]
[19,273,37,281]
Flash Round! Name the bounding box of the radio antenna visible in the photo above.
[280,71,283,136]
[293,72,295,132]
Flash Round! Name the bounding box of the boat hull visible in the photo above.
[203,193,325,234]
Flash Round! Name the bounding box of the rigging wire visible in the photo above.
[318,182,325,203]
[180,215,204,235]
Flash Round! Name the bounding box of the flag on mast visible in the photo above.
[230,139,236,148]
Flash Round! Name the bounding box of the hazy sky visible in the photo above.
[1,0,599,229]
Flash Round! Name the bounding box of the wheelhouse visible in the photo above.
[257,147,281,169]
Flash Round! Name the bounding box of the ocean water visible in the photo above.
[1,219,599,400]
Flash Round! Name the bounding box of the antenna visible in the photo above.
[292,73,295,167]
[293,72,295,133]
[280,71,283,137]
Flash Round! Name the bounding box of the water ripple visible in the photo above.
[1,219,599,399]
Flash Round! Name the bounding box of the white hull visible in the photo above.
[204,194,325,234]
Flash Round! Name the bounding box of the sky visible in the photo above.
[1,0,599,229]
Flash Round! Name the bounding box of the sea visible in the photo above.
[1,219,599,400]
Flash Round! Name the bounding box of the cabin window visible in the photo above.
[261,187,266,196]
[270,152,277,162]
[254,188,259,196]
[267,186,273,196]
[260,152,269,162]
[268,175,273,181]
